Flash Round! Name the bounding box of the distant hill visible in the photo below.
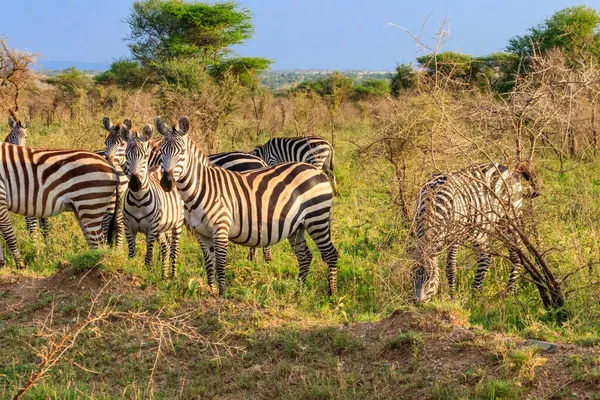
[34,60,110,72]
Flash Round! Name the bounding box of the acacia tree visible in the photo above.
[118,0,271,87]
[0,39,37,112]
[128,0,254,64]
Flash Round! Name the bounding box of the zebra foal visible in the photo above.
[121,124,184,279]
[412,162,538,303]
[252,136,338,195]
[158,116,339,296]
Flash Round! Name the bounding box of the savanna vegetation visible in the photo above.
[1,2,600,399]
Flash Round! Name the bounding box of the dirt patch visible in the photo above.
[0,266,148,319]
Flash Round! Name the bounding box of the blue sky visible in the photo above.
[2,0,598,70]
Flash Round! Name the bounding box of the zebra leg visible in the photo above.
[248,247,256,261]
[169,226,182,279]
[198,235,217,295]
[288,227,313,287]
[144,232,157,269]
[0,205,25,269]
[308,224,339,296]
[125,224,136,259]
[101,212,112,244]
[39,218,49,242]
[507,247,522,294]
[472,247,492,291]
[263,246,273,262]
[25,217,39,240]
[159,233,170,280]
[213,227,230,296]
[74,209,105,249]
[446,243,459,299]
[115,211,125,248]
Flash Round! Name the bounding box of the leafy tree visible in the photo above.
[390,63,416,97]
[127,0,254,65]
[507,5,600,61]
[209,57,273,86]
[353,78,390,100]
[417,52,476,82]
[94,59,151,88]
[46,67,94,119]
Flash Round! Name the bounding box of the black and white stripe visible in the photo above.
[412,163,537,303]
[103,120,277,262]
[0,142,119,268]
[207,151,273,262]
[158,116,339,296]
[5,112,49,241]
[252,136,338,194]
[121,124,184,279]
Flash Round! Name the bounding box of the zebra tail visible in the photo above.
[107,179,120,245]
[515,162,540,198]
[329,146,335,172]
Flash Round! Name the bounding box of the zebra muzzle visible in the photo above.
[129,175,142,191]
[161,170,175,192]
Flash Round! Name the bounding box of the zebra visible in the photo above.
[251,136,338,195]
[121,123,184,279]
[157,116,339,296]
[206,151,273,262]
[5,111,49,241]
[102,118,275,262]
[411,162,539,303]
[0,142,119,268]
[102,117,145,247]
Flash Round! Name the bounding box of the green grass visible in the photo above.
[1,120,600,398]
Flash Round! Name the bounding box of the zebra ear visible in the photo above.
[103,116,113,131]
[22,117,30,129]
[119,124,133,141]
[123,118,132,129]
[176,116,190,135]
[154,117,170,136]
[8,116,16,130]
[140,124,153,142]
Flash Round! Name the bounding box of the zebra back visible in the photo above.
[208,151,267,172]
[252,136,333,169]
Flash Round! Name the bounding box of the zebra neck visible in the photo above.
[128,178,151,198]
[176,139,210,203]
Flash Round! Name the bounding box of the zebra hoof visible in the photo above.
[0,259,5,268]
[16,262,26,270]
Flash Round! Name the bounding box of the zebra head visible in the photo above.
[103,116,132,168]
[6,110,28,146]
[157,116,189,192]
[124,124,154,192]
[411,251,440,304]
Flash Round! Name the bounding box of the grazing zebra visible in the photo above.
[252,136,338,195]
[5,111,49,241]
[411,162,539,303]
[121,124,184,279]
[0,142,119,268]
[206,151,273,262]
[158,116,339,296]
